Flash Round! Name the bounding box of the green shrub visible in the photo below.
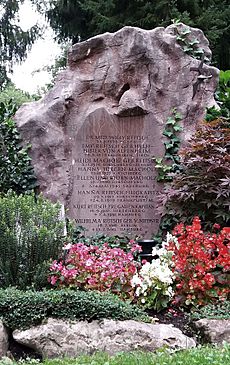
[0,192,65,289]
[0,83,35,109]
[0,100,37,194]
[0,288,150,329]
[191,300,230,320]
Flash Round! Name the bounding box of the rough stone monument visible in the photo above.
[15,23,218,238]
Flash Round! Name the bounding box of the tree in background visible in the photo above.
[35,0,230,70]
[0,0,38,89]
[0,82,34,107]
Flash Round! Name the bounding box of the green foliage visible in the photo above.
[0,288,150,329]
[0,99,37,194]
[206,70,230,121]
[37,0,230,69]
[0,192,65,289]
[0,1,38,89]
[69,225,136,252]
[191,300,230,320]
[216,70,230,117]
[175,24,205,60]
[157,71,230,237]
[0,83,35,109]
[153,109,182,182]
[161,118,230,229]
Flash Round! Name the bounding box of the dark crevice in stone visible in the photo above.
[116,83,130,101]
[8,331,42,361]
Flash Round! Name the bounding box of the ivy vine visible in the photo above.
[153,109,182,182]
[174,24,208,61]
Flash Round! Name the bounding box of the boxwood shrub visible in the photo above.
[0,288,150,329]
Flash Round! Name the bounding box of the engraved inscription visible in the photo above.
[69,109,163,237]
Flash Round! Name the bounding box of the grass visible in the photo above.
[1,345,230,365]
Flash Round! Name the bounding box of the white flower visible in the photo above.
[162,232,179,250]
[141,298,146,304]
[131,274,143,287]
[151,247,159,256]
[141,284,148,292]
[165,286,174,297]
[62,243,72,250]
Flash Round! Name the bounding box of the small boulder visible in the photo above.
[0,320,8,358]
[13,318,196,359]
[194,319,230,344]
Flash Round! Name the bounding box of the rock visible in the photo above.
[13,318,196,359]
[194,319,230,344]
[0,320,8,358]
[14,24,219,237]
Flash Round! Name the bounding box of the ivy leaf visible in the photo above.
[171,136,180,143]
[153,157,163,164]
[166,117,176,125]
[165,153,175,160]
[194,48,204,55]
[163,130,173,137]
[189,38,199,46]
[183,45,193,53]
[176,35,186,42]
[180,28,191,36]
[174,112,182,121]
[173,125,183,132]
[164,142,174,149]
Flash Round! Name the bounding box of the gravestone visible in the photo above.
[71,109,162,236]
[15,23,218,238]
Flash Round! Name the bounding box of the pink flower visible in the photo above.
[50,276,57,285]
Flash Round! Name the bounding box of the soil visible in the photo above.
[147,307,198,339]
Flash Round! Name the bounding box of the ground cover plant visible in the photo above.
[191,300,230,320]
[0,288,149,330]
[0,345,229,365]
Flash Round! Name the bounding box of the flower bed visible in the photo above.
[48,217,230,311]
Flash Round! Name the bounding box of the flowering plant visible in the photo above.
[166,217,230,306]
[131,242,175,311]
[48,240,141,300]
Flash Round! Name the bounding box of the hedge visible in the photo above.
[0,288,150,329]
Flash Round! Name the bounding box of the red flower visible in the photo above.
[213,223,221,230]
[167,217,230,306]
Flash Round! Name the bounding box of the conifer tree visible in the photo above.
[36,0,230,69]
[0,0,38,89]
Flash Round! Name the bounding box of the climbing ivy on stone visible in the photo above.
[154,109,182,182]
[0,100,37,194]
[175,24,205,60]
